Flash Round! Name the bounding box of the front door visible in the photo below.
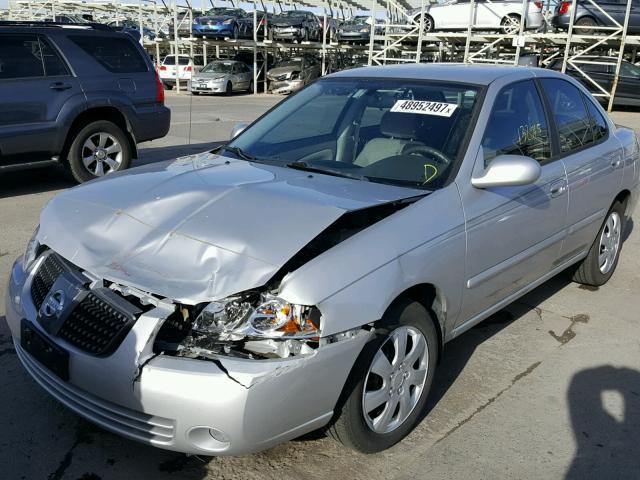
[0,33,81,165]
[457,79,568,327]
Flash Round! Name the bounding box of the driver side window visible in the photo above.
[482,80,551,167]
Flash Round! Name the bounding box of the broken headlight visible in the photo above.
[193,293,321,341]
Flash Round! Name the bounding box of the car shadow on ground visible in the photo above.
[0,141,221,199]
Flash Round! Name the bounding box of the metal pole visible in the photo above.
[367,0,376,66]
[322,13,327,75]
[173,0,180,92]
[415,0,425,63]
[560,0,578,73]
[608,0,633,112]
[138,0,143,46]
[463,0,476,63]
[514,0,528,65]
[253,5,258,94]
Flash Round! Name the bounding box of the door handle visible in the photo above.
[549,180,567,198]
[611,158,623,169]
[50,82,72,91]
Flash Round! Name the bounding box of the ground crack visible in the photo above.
[435,361,542,444]
[548,314,589,345]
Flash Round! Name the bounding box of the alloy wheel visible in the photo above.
[598,211,621,274]
[362,326,429,434]
[81,132,123,176]
[502,16,521,35]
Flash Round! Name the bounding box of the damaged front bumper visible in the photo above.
[5,256,370,455]
[268,79,304,95]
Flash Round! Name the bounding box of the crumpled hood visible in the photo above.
[268,65,300,77]
[39,152,422,304]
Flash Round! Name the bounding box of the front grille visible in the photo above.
[31,254,66,310]
[29,253,142,357]
[57,290,140,356]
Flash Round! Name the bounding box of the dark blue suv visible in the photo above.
[0,22,170,182]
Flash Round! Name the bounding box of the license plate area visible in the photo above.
[21,319,69,380]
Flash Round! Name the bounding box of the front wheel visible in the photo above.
[66,120,132,183]
[247,80,254,93]
[225,81,233,95]
[572,200,625,286]
[328,299,438,453]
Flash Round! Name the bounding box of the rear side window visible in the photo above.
[69,35,148,73]
[482,80,551,166]
[540,79,592,154]
[39,38,70,76]
[583,94,608,143]
[0,34,44,79]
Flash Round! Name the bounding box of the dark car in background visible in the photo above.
[107,19,161,42]
[552,0,640,34]
[548,56,640,106]
[192,7,253,39]
[338,15,376,42]
[271,10,321,41]
[0,22,170,182]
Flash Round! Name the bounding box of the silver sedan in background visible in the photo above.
[189,60,254,95]
[5,64,639,457]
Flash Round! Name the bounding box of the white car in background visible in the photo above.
[410,0,544,34]
[158,54,205,89]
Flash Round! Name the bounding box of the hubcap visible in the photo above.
[362,326,429,434]
[81,132,122,176]
[598,211,621,274]
[503,17,520,35]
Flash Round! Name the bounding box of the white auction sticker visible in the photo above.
[390,100,458,117]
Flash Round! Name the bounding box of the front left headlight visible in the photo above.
[192,293,321,341]
[23,225,40,271]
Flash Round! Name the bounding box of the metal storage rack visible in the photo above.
[6,0,640,110]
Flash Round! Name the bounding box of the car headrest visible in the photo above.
[380,111,421,139]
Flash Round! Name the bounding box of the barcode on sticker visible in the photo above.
[390,100,458,117]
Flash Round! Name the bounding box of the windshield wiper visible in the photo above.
[286,161,369,181]
[220,145,255,161]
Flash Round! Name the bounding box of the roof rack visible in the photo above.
[0,21,112,31]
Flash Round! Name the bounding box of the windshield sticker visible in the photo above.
[423,164,438,184]
[391,100,458,117]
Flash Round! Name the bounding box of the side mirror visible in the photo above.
[471,155,541,189]
[230,122,248,140]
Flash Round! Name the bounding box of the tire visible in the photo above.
[225,81,233,95]
[232,25,239,40]
[303,28,309,41]
[66,120,132,183]
[192,91,200,95]
[501,14,521,35]
[421,15,434,33]
[328,299,438,453]
[574,17,597,35]
[572,200,626,286]
[247,80,254,93]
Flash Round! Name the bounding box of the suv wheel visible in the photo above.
[67,120,132,183]
[328,299,438,453]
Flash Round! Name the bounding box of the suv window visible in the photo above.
[583,94,608,143]
[69,35,147,73]
[39,37,70,76]
[540,78,592,154]
[0,34,44,79]
[482,80,551,166]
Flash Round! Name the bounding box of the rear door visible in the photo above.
[0,33,82,165]
[539,78,624,262]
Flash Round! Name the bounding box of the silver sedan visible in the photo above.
[189,60,253,95]
[5,64,639,456]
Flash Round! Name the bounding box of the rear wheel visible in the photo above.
[328,299,438,453]
[421,15,434,33]
[66,120,131,183]
[501,14,521,35]
[572,200,625,286]
[574,17,597,35]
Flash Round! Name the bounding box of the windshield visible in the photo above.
[201,61,234,73]
[206,8,233,16]
[229,78,480,189]
[281,11,306,17]
[348,16,369,25]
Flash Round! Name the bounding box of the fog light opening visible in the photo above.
[187,426,231,452]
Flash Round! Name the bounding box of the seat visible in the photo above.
[354,111,423,167]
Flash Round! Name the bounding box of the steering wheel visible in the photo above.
[402,145,450,166]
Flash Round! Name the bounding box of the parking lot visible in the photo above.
[1,93,639,480]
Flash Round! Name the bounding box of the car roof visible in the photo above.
[329,63,565,85]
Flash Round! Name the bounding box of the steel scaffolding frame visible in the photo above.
[6,0,640,110]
